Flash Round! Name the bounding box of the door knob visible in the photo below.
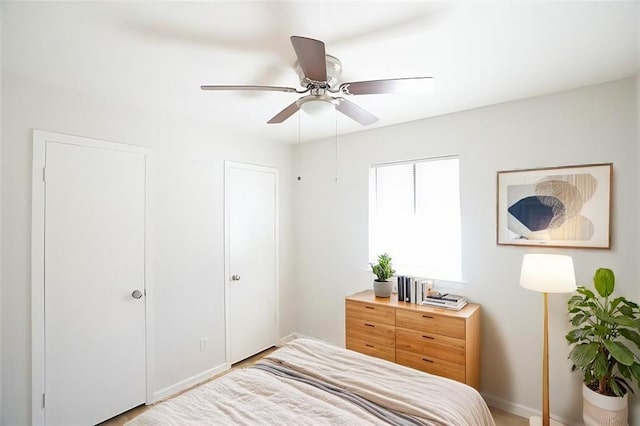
[131,290,143,299]
[231,274,241,281]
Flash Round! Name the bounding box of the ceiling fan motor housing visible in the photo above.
[295,54,342,89]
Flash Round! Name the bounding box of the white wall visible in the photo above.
[0,4,295,424]
[294,78,638,424]
[0,1,4,420]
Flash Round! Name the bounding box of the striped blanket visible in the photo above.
[127,338,495,425]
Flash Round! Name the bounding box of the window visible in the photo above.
[369,156,462,281]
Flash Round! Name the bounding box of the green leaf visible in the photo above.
[567,326,595,343]
[592,352,609,379]
[604,341,635,366]
[571,313,586,327]
[628,363,640,384]
[568,294,583,304]
[569,343,599,368]
[610,297,624,312]
[619,306,635,318]
[618,364,632,379]
[613,316,637,327]
[619,328,640,350]
[594,268,615,298]
[568,295,586,311]
[577,286,595,299]
[610,377,623,396]
[615,377,633,395]
[593,323,609,335]
[594,308,614,324]
[566,328,591,343]
[623,299,639,309]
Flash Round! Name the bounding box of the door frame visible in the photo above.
[31,130,155,424]
[224,161,279,366]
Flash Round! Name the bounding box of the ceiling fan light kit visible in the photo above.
[296,95,337,116]
[201,35,433,126]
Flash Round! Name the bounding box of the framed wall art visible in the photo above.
[497,163,612,248]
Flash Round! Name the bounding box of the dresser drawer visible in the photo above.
[346,337,395,362]
[396,308,465,339]
[346,300,395,326]
[396,349,465,383]
[396,327,465,365]
[346,317,395,347]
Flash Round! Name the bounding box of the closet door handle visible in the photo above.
[131,290,143,299]
[231,274,241,281]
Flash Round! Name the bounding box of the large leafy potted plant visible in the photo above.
[370,253,395,298]
[566,268,640,425]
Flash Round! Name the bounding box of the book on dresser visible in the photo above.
[395,275,431,304]
[345,289,481,390]
[422,292,467,310]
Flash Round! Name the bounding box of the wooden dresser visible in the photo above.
[345,290,481,390]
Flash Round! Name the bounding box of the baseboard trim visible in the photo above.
[150,362,228,403]
[482,393,579,426]
[483,392,538,419]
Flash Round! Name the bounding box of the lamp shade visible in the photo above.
[519,254,577,293]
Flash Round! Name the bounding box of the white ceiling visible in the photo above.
[12,1,639,143]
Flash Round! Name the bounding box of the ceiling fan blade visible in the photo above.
[335,99,378,126]
[201,85,298,93]
[339,77,433,95]
[290,36,327,82]
[267,101,300,124]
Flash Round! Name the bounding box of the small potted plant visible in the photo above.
[566,268,640,425]
[370,253,395,298]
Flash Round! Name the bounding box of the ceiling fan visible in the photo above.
[201,36,432,126]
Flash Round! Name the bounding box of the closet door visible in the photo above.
[225,161,278,364]
[41,139,147,425]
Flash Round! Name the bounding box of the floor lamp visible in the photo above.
[519,253,576,426]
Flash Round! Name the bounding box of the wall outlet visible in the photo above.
[200,337,208,352]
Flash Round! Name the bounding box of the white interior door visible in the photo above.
[43,141,147,425]
[226,162,278,364]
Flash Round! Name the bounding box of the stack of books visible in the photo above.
[397,276,432,305]
[421,292,467,311]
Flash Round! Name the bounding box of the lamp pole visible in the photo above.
[543,292,549,426]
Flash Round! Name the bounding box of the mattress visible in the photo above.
[126,338,495,425]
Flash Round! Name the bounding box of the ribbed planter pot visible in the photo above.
[583,383,628,426]
[373,280,392,298]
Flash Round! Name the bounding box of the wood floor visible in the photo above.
[102,347,527,425]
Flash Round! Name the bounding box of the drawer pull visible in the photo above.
[365,323,375,328]
[422,335,434,339]
[365,306,375,310]
[365,344,374,348]
[422,315,434,319]
[422,358,434,363]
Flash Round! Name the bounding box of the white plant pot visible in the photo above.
[583,383,628,426]
[373,280,392,298]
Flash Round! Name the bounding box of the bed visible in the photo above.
[127,338,495,425]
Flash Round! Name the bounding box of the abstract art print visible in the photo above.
[497,163,612,248]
